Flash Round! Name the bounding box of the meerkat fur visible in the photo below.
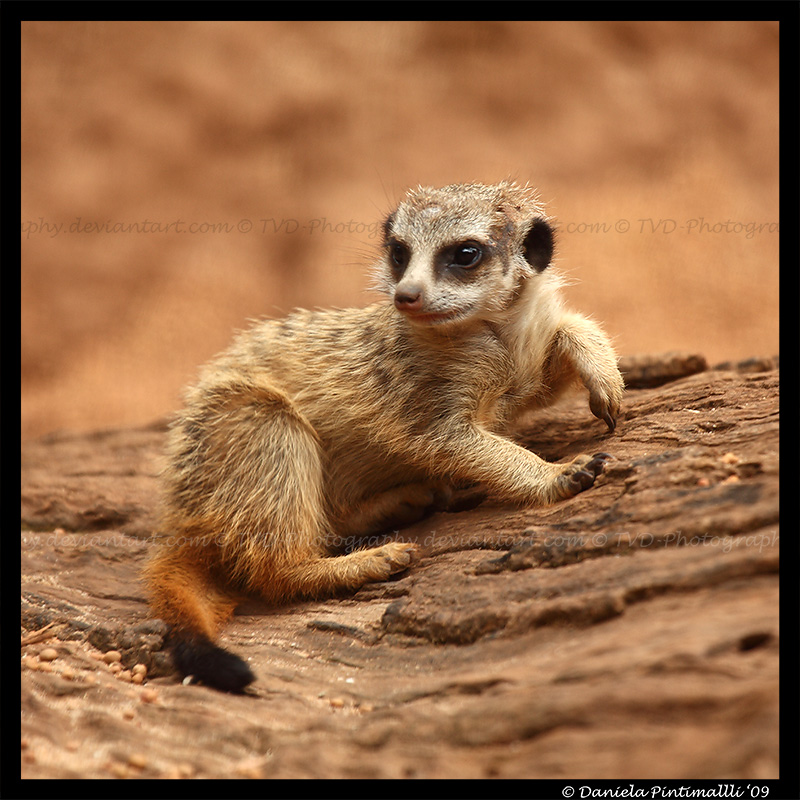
[144,181,624,692]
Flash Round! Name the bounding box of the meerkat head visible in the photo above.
[378,181,555,328]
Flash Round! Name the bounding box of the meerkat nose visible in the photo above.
[394,285,424,311]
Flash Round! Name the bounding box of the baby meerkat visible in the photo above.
[144,181,624,692]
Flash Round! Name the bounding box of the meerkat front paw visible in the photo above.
[589,390,621,432]
[551,313,624,433]
[588,372,624,432]
[553,452,613,499]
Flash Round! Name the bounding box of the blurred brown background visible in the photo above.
[21,21,779,441]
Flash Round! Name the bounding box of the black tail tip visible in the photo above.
[170,632,256,693]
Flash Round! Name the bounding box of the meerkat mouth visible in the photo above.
[400,307,473,326]
[403,310,462,325]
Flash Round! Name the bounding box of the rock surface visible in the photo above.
[20,358,779,779]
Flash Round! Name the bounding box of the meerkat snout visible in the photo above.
[388,241,426,314]
[393,282,423,312]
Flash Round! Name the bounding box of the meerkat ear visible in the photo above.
[522,218,554,272]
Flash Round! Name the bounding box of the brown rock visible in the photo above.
[20,362,779,779]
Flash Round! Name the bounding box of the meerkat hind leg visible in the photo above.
[192,386,420,601]
[267,540,416,602]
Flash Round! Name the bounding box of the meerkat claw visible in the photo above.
[587,452,614,475]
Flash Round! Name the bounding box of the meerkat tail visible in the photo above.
[169,630,255,693]
[143,545,254,691]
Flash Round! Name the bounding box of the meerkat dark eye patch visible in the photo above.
[387,239,411,273]
[522,219,554,272]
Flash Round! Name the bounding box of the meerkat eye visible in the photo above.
[450,242,483,269]
[388,240,410,271]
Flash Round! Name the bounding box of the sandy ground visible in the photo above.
[21,21,779,440]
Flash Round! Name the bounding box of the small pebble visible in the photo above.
[720,452,740,465]
[122,708,136,720]
[697,477,710,487]
[39,648,58,662]
[329,697,345,708]
[132,672,145,685]
[118,670,133,683]
[132,664,147,677]
[128,753,148,769]
[140,688,159,704]
[103,650,122,664]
